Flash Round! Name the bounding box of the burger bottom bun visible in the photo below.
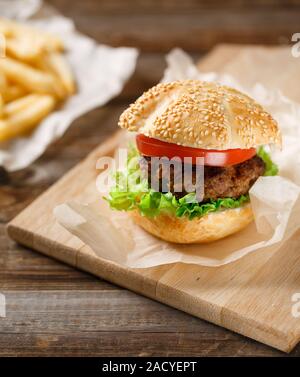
[130,204,253,244]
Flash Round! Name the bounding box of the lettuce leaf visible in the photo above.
[257,146,279,176]
[105,146,277,220]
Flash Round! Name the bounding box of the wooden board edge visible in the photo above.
[7,221,297,353]
[7,224,78,267]
[6,224,161,302]
[7,130,125,230]
[155,281,297,353]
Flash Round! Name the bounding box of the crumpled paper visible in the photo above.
[0,10,138,171]
[54,48,300,268]
[0,0,42,19]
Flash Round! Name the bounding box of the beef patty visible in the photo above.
[139,155,265,201]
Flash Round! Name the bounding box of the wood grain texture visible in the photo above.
[1,0,300,356]
[1,289,294,357]
[7,45,300,354]
[47,0,297,52]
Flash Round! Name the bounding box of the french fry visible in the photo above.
[3,94,39,117]
[0,94,3,117]
[0,57,66,99]
[2,84,27,103]
[0,94,56,142]
[0,71,7,93]
[0,18,76,143]
[49,73,68,100]
[6,36,43,62]
[0,18,64,52]
[34,30,64,53]
[38,51,76,95]
[0,19,12,37]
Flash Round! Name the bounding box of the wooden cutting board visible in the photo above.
[7,45,300,353]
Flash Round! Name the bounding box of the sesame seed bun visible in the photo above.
[119,80,281,150]
[130,204,253,244]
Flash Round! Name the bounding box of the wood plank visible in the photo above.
[0,333,281,357]
[0,290,295,357]
[7,45,300,353]
[1,290,235,333]
[48,0,300,13]
[47,0,298,52]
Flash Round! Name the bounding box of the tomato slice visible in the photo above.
[136,134,256,166]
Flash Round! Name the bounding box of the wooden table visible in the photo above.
[0,0,299,356]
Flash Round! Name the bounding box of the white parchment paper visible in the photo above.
[54,49,300,268]
[0,8,138,171]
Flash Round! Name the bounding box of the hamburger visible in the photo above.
[107,80,281,243]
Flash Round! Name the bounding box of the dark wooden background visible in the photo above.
[0,0,300,356]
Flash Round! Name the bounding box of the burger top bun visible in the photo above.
[118,80,281,150]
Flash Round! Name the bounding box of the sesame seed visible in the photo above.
[118,79,280,149]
